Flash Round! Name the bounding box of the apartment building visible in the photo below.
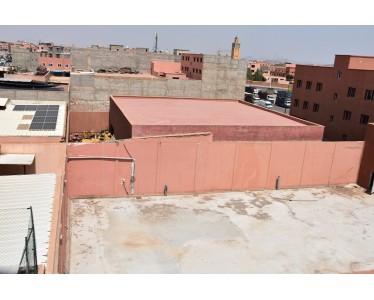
[290,55,374,141]
[181,53,204,80]
[37,42,72,71]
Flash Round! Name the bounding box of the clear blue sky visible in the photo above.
[1,25,373,65]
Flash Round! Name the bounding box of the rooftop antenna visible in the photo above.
[153,32,158,53]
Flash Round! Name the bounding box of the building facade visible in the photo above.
[181,53,204,80]
[290,55,374,141]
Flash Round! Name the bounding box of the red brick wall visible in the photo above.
[290,56,374,141]
[357,123,374,189]
[69,112,109,133]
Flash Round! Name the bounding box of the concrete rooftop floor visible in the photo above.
[68,185,374,274]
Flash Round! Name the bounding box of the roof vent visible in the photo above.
[0,98,9,110]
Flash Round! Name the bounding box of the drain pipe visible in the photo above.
[66,155,136,195]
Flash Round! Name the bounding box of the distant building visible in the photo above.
[37,42,71,71]
[151,60,187,79]
[174,49,190,56]
[290,54,374,141]
[180,53,203,80]
[0,41,10,52]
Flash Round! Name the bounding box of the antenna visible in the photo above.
[153,32,158,53]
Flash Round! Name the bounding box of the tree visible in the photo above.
[247,69,266,81]
[286,74,294,81]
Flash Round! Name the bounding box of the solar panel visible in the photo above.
[29,122,44,130]
[27,104,60,132]
[25,105,38,111]
[44,116,57,123]
[35,111,47,117]
[48,105,59,111]
[36,105,49,111]
[46,111,58,117]
[13,105,26,111]
[32,116,46,123]
[42,123,56,130]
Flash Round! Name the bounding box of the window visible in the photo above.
[294,99,299,107]
[342,134,347,141]
[360,114,369,124]
[343,110,352,120]
[337,71,342,79]
[42,63,45,66]
[313,103,320,112]
[306,81,312,90]
[48,63,53,67]
[316,82,323,92]
[347,87,356,98]
[65,64,69,68]
[303,101,309,110]
[192,68,195,73]
[57,64,62,67]
[199,69,201,74]
[333,93,338,100]
[200,58,203,63]
[296,80,302,88]
[364,89,374,101]
[329,115,335,123]
[193,57,196,62]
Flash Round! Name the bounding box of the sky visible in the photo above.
[1,0,374,66]
[2,25,374,65]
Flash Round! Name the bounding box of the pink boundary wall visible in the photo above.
[66,135,364,198]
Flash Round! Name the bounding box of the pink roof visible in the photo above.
[112,96,307,127]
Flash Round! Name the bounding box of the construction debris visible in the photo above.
[69,130,112,143]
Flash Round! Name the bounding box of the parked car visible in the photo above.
[253,94,260,102]
[266,94,276,103]
[258,99,273,109]
[276,97,291,108]
[258,90,268,100]
[245,86,255,94]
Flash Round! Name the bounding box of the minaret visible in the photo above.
[231,36,240,60]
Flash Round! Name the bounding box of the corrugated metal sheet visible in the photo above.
[0,154,35,165]
[0,173,56,273]
[0,98,8,106]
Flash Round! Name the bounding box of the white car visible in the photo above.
[266,94,276,103]
[253,94,260,102]
[258,100,273,109]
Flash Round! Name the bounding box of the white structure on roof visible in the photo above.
[0,99,66,137]
[0,154,35,165]
[0,173,56,273]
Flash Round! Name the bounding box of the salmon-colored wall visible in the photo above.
[38,57,71,71]
[69,111,109,133]
[0,136,63,143]
[132,124,324,141]
[0,142,66,273]
[358,123,374,189]
[151,61,182,74]
[66,137,364,198]
[110,99,132,139]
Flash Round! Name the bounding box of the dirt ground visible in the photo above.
[68,184,374,274]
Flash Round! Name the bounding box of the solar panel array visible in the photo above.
[13,105,60,131]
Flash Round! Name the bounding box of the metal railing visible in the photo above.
[18,207,38,274]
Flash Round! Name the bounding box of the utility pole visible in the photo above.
[153,32,158,53]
